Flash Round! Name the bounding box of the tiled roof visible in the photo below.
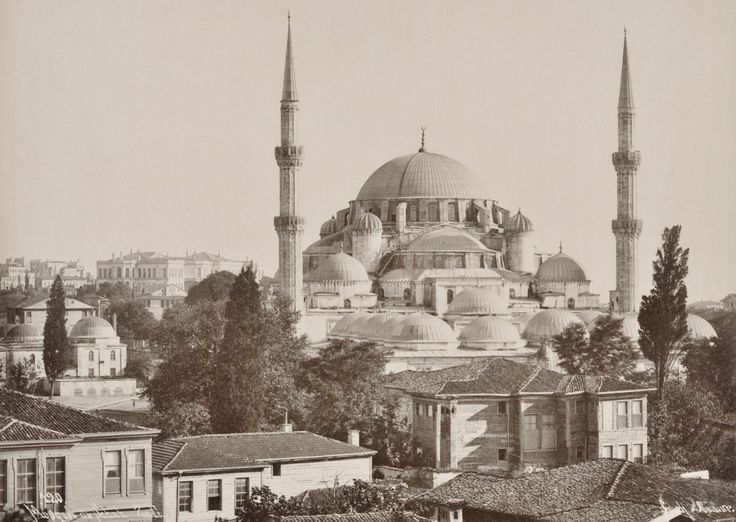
[154,432,375,475]
[419,460,736,521]
[383,359,493,395]
[279,513,429,522]
[0,416,78,443]
[0,389,154,437]
[11,296,93,310]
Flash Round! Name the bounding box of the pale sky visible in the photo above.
[1,0,734,302]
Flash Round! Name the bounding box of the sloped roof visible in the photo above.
[0,389,155,437]
[419,460,736,521]
[280,514,429,522]
[0,416,79,443]
[153,431,375,475]
[11,295,94,311]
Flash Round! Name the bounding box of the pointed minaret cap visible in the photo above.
[282,12,298,101]
[618,29,634,109]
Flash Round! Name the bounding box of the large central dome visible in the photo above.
[355,151,489,201]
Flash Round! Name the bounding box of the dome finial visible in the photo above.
[418,126,427,152]
[559,241,563,253]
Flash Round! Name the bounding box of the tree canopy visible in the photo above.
[105,299,158,340]
[638,225,690,398]
[42,275,72,397]
[185,271,237,304]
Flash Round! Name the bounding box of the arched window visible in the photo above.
[509,288,516,299]
[448,202,458,222]
[343,299,352,309]
[88,351,95,362]
[567,298,576,310]
[125,268,129,278]
[110,350,116,361]
[117,267,122,278]
[415,256,424,268]
[447,289,454,304]
[403,288,412,301]
[29,354,35,365]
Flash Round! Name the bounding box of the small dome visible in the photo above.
[536,251,588,283]
[579,310,605,329]
[687,314,717,339]
[354,212,383,232]
[389,313,457,344]
[459,316,521,343]
[320,217,338,237]
[359,313,394,341]
[523,309,584,340]
[346,312,374,338]
[379,315,406,342]
[70,316,117,339]
[305,251,369,283]
[506,209,534,232]
[5,323,42,342]
[448,287,508,316]
[329,315,354,338]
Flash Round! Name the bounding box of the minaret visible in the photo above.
[610,31,642,314]
[274,14,304,313]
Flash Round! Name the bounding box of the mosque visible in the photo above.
[271,21,715,373]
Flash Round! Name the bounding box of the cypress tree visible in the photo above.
[43,275,73,397]
[638,225,690,399]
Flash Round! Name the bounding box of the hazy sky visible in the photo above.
[1,0,734,302]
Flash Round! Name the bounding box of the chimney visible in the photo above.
[112,312,118,333]
[281,423,292,433]
[347,429,360,446]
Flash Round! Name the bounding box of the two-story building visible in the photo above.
[6,295,95,332]
[152,429,375,521]
[384,358,653,473]
[0,388,160,519]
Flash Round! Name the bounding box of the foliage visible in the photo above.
[638,225,690,398]
[552,315,638,377]
[95,281,133,302]
[185,271,237,304]
[104,299,158,340]
[622,367,657,388]
[5,359,40,394]
[234,486,299,521]
[648,381,735,479]
[124,357,151,386]
[152,401,212,439]
[210,267,307,432]
[42,276,72,398]
[361,396,416,468]
[683,321,736,413]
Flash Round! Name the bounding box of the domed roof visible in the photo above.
[360,313,394,341]
[70,316,117,339]
[379,314,406,342]
[523,309,584,339]
[346,312,374,338]
[459,316,521,343]
[305,251,369,283]
[329,314,354,338]
[447,287,508,315]
[536,251,588,283]
[5,323,42,342]
[320,216,338,237]
[506,209,534,232]
[354,212,383,232]
[406,226,491,253]
[355,151,489,201]
[687,314,717,339]
[579,310,605,329]
[389,312,457,344]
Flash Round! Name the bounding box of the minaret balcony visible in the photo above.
[612,219,643,235]
[612,151,641,166]
[274,215,305,231]
[275,146,304,167]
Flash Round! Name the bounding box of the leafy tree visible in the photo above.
[104,299,158,340]
[96,281,133,302]
[124,357,151,387]
[185,271,237,304]
[5,359,40,394]
[683,325,736,412]
[235,486,299,521]
[42,276,72,398]
[362,396,416,468]
[552,315,638,377]
[153,401,212,439]
[638,225,690,399]
[210,267,306,432]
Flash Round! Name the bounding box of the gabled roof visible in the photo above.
[419,460,736,521]
[11,295,94,311]
[153,431,375,475]
[0,415,79,444]
[0,389,156,437]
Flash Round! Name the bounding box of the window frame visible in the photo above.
[207,479,222,512]
[617,444,629,460]
[127,449,145,494]
[497,448,507,462]
[45,456,66,513]
[616,401,629,429]
[103,450,122,496]
[575,399,585,415]
[602,445,614,458]
[16,457,37,506]
[178,480,193,513]
[0,459,7,506]
[633,443,644,463]
[497,401,507,415]
[234,477,250,510]
[272,463,282,477]
[632,400,643,428]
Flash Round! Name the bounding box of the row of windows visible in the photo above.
[178,477,250,513]
[0,457,65,512]
[98,267,183,279]
[88,350,116,361]
[88,367,117,377]
[603,443,645,463]
[415,402,509,418]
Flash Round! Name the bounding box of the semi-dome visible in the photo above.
[687,314,717,339]
[5,323,42,342]
[389,313,457,344]
[459,316,521,343]
[579,310,605,329]
[447,287,508,315]
[320,216,338,237]
[70,316,117,339]
[506,209,534,232]
[360,313,394,341]
[523,309,584,340]
[354,212,383,232]
[355,151,489,201]
[536,251,588,283]
[305,251,369,283]
[406,226,491,253]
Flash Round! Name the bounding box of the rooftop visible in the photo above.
[279,514,429,522]
[11,295,94,311]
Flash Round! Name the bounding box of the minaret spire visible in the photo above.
[610,32,643,314]
[274,14,305,317]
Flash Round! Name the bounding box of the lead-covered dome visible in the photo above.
[686,314,717,339]
[320,216,338,237]
[354,212,383,232]
[459,316,521,343]
[536,251,588,283]
[523,309,584,340]
[70,316,117,339]
[355,152,489,201]
[447,287,508,315]
[389,313,457,344]
[360,313,394,341]
[305,251,370,283]
[5,323,42,342]
[506,209,534,232]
